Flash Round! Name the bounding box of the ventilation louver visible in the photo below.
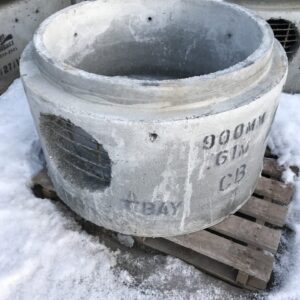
[267,19,299,60]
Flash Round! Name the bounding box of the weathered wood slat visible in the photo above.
[32,169,57,200]
[247,277,267,290]
[211,215,281,253]
[137,237,238,284]
[264,147,277,159]
[32,169,51,189]
[255,176,293,205]
[262,158,283,180]
[166,230,274,282]
[239,196,288,227]
[236,271,249,286]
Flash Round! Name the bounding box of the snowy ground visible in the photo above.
[0,79,299,300]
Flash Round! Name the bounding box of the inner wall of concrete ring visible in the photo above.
[21,0,287,236]
[0,0,72,94]
[226,0,300,93]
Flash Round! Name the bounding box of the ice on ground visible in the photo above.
[1,80,300,300]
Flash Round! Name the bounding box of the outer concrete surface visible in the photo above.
[21,0,287,237]
[0,0,71,94]
[226,0,300,8]
[71,0,89,3]
[227,0,300,93]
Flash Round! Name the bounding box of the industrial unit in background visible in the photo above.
[226,0,300,93]
[0,0,71,94]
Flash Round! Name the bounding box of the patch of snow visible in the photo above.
[267,93,300,300]
[269,93,300,168]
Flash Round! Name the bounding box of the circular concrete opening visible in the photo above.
[40,1,263,79]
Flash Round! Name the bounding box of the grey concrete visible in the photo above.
[226,0,300,93]
[71,0,89,3]
[21,0,287,237]
[0,0,71,94]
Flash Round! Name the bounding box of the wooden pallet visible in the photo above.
[32,156,294,291]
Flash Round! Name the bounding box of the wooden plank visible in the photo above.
[32,169,57,200]
[236,271,249,286]
[247,277,268,290]
[32,169,51,188]
[211,215,281,253]
[262,158,283,180]
[264,147,277,159]
[239,196,288,227]
[255,176,293,205]
[137,237,238,285]
[166,230,274,282]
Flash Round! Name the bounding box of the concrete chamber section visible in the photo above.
[0,0,71,94]
[226,0,300,93]
[21,0,287,236]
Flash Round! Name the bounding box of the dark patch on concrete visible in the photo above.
[40,114,112,191]
[141,81,160,86]
[149,132,158,142]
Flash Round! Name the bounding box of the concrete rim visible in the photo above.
[32,0,274,92]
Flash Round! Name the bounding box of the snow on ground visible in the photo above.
[267,94,300,300]
[0,79,300,300]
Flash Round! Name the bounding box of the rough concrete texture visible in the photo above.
[226,0,300,93]
[21,0,287,237]
[0,0,71,94]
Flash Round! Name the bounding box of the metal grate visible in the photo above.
[267,19,299,60]
[40,114,112,191]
